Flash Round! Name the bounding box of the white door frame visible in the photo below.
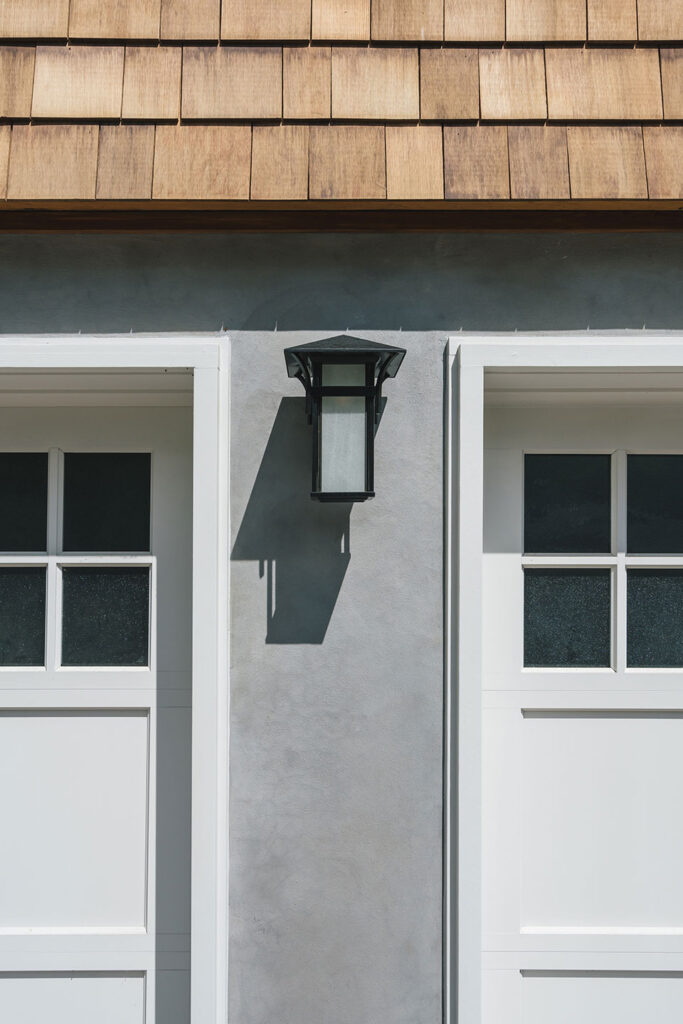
[445,333,683,1024]
[0,336,230,1024]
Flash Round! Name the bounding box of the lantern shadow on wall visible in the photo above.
[231,397,354,644]
[233,336,403,644]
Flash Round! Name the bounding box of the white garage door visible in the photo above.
[482,398,683,1021]
[0,404,192,1024]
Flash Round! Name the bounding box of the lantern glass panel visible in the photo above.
[320,364,367,494]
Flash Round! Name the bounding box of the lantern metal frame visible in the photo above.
[284,335,406,502]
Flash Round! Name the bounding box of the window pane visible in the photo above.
[524,454,611,554]
[61,567,149,667]
[321,364,367,494]
[524,569,611,668]
[0,453,48,552]
[627,570,683,667]
[628,455,683,554]
[63,454,151,553]
[0,567,46,666]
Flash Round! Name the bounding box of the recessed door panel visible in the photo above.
[0,711,148,929]
[0,973,145,1024]
[521,712,683,930]
[522,973,683,1024]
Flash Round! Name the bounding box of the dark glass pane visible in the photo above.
[0,453,48,552]
[63,454,151,553]
[524,569,611,668]
[62,567,149,667]
[627,569,683,667]
[628,455,683,554]
[0,567,46,666]
[524,454,611,554]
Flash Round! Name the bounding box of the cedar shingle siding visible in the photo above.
[0,0,681,202]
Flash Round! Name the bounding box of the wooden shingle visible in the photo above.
[371,0,443,41]
[32,46,124,120]
[0,127,9,198]
[0,0,672,209]
[444,126,509,199]
[507,0,586,41]
[161,0,220,39]
[479,48,546,120]
[0,47,35,118]
[588,0,637,40]
[420,48,479,119]
[284,47,331,119]
[312,0,370,40]
[661,50,683,120]
[8,124,99,199]
[153,125,251,198]
[251,125,309,199]
[546,48,663,120]
[386,126,443,199]
[309,125,385,199]
[0,0,70,39]
[222,0,311,40]
[122,47,181,120]
[69,0,161,39]
[509,125,569,198]
[567,126,647,199]
[638,0,683,41]
[445,0,505,41]
[332,47,419,120]
[182,46,282,119]
[96,125,155,199]
[643,127,683,199]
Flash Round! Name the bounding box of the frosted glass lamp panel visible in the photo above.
[321,364,367,493]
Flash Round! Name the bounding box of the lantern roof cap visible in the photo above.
[285,335,406,381]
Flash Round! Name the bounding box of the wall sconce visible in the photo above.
[284,335,406,502]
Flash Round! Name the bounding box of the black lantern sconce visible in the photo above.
[284,335,406,502]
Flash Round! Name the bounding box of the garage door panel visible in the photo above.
[481,401,683,1022]
[0,972,145,1023]
[458,367,683,1024]
[521,711,683,931]
[484,968,683,1024]
[522,971,683,1024]
[0,406,192,1024]
[0,711,148,930]
[485,706,683,946]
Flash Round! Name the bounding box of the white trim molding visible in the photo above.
[445,332,683,1024]
[0,334,230,1024]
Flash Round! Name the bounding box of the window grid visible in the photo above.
[0,449,154,672]
[522,449,683,673]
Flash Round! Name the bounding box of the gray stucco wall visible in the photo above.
[0,231,681,1023]
[230,333,444,1024]
[0,232,681,333]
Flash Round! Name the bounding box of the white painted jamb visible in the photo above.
[0,335,228,1024]
[191,354,230,1024]
[454,352,485,1024]
[443,349,453,1024]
